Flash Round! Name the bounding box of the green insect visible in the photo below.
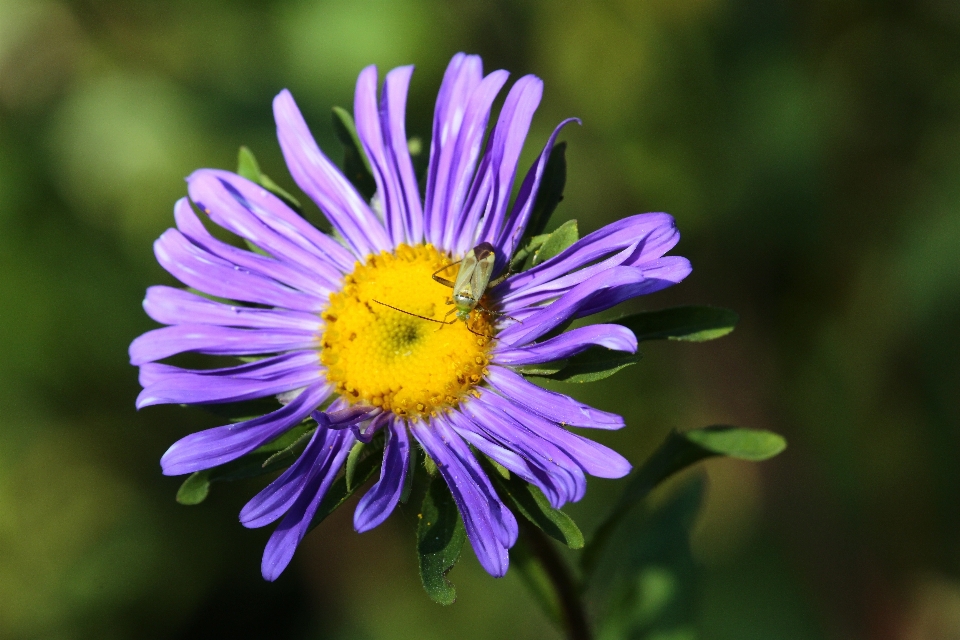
[374,242,513,334]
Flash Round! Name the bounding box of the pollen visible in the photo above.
[321,243,494,418]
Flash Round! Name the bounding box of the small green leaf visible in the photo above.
[513,359,569,377]
[591,479,704,640]
[417,476,467,605]
[524,142,568,240]
[236,145,262,182]
[399,444,418,504]
[252,422,314,455]
[530,219,578,267]
[510,233,549,273]
[176,470,211,505]
[331,107,377,201]
[198,396,281,423]
[531,347,640,384]
[509,540,562,625]
[345,440,367,491]
[684,426,786,461]
[615,306,739,342]
[259,426,316,469]
[486,462,584,549]
[423,452,438,477]
[582,426,785,575]
[236,146,302,213]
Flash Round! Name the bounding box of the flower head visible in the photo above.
[131,53,691,581]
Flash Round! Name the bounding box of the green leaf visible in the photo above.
[308,434,384,532]
[591,479,704,640]
[524,142,568,240]
[486,463,584,549]
[176,470,211,505]
[331,107,377,201]
[615,306,739,343]
[530,347,640,384]
[513,359,569,377]
[259,426,316,469]
[197,396,281,422]
[582,426,785,575]
[509,233,549,273]
[236,146,302,213]
[684,426,787,461]
[509,540,562,625]
[417,476,467,605]
[345,440,367,491]
[252,422,314,455]
[236,145,262,182]
[399,443,418,504]
[530,219,578,267]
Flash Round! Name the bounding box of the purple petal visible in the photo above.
[354,419,410,532]
[571,259,693,320]
[446,408,569,508]
[495,213,680,302]
[273,89,390,257]
[172,198,332,298]
[423,53,483,246]
[492,324,637,366]
[143,286,321,331]
[154,228,322,313]
[160,381,331,475]
[460,396,585,505]
[493,118,580,266]
[130,324,318,365]
[411,415,517,577]
[500,241,643,310]
[313,405,381,429]
[354,65,406,245]
[382,65,423,243]
[484,366,623,430]
[260,428,354,581]
[437,70,510,251]
[240,423,349,528]
[187,169,353,277]
[478,391,631,479]
[498,267,647,346]
[136,351,321,408]
[462,75,542,255]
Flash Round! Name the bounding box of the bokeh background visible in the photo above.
[3,0,960,638]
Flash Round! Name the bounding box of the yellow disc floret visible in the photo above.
[320,243,494,419]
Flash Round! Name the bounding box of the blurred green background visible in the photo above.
[3,0,960,638]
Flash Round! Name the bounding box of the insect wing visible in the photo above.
[468,246,496,303]
[452,243,496,310]
[452,247,480,301]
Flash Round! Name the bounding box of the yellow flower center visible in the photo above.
[320,243,494,419]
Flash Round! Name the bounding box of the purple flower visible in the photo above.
[130,53,691,581]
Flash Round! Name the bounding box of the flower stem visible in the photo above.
[518,520,592,640]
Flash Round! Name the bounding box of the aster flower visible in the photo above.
[130,52,691,582]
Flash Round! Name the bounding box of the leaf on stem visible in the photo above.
[175,423,316,505]
[236,146,303,213]
[176,470,211,505]
[582,426,785,574]
[417,476,467,605]
[615,306,739,342]
[530,347,640,384]
[484,461,584,549]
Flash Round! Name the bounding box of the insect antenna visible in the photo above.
[372,300,456,325]
[372,300,494,340]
